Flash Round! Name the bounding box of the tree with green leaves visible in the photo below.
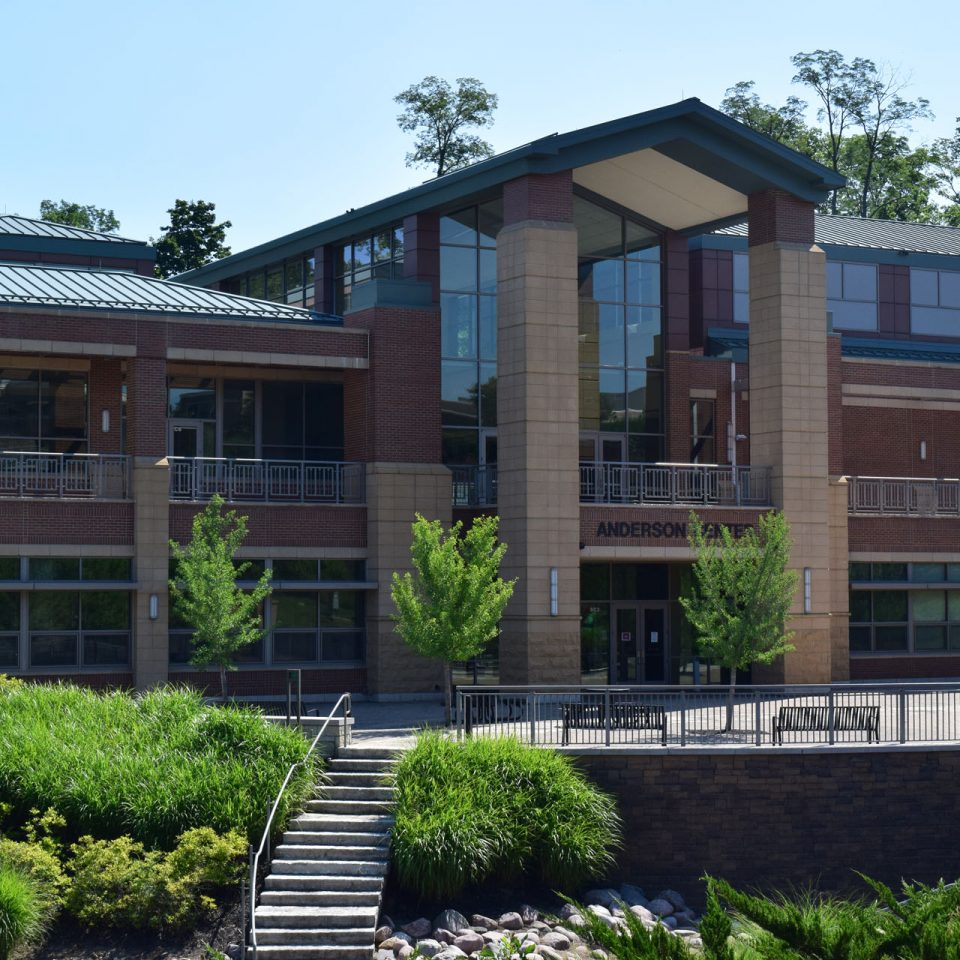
[932,119,960,226]
[720,81,825,160]
[169,494,272,699]
[153,199,231,279]
[680,512,797,731]
[391,513,515,723]
[39,199,119,233]
[394,76,498,177]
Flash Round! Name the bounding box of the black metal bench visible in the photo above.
[562,701,667,746]
[771,704,880,744]
[462,695,526,733]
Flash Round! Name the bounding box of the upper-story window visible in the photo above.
[732,252,749,323]
[334,226,404,314]
[911,268,960,336]
[221,254,316,308]
[0,368,87,454]
[827,261,877,331]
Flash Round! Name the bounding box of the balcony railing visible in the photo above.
[168,458,365,504]
[450,464,497,506]
[848,476,960,516]
[580,462,772,507]
[0,451,129,499]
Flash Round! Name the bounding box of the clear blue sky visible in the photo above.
[3,0,958,253]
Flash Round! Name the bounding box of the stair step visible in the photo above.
[304,799,393,815]
[337,747,400,760]
[327,758,398,772]
[246,947,372,959]
[274,844,387,861]
[282,830,390,846]
[254,906,378,929]
[263,873,384,892]
[322,772,392,787]
[289,815,394,833]
[270,859,388,877]
[322,785,395,801]
[259,889,382,907]
[255,927,374,946]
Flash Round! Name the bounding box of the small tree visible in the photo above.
[169,495,272,699]
[391,513,515,723]
[680,511,797,731]
[39,199,119,233]
[153,199,231,278]
[394,76,498,177]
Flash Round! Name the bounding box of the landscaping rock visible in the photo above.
[482,931,504,944]
[403,918,433,939]
[585,887,621,910]
[375,951,394,960]
[454,931,484,953]
[629,904,655,923]
[225,945,241,960]
[380,934,413,950]
[647,897,675,917]
[471,914,498,929]
[433,949,467,960]
[397,946,414,960]
[532,919,551,931]
[565,913,585,928]
[435,909,471,933]
[521,903,539,924]
[541,930,571,950]
[499,911,523,929]
[659,915,678,930]
[537,947,564,960]
[618,883,647,906]
[587,904,618,928]
[521,929,540,944]
[559,903,580,920]
[658,889,687,910]
[415,940,444,957]
[375,925,394,945]
[434,928,457,944]
[380,915,395,931]
[553,925,581,944]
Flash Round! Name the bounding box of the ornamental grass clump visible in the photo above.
[0,683,315,848]
[0,864,47,960]
[391,731,620,899]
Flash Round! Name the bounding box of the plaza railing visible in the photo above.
[449,464,497,506]
[0,451,129,499]
[168,457,365,504]
[579,462,772,507]
[848,476,960,516]
[455,683,960,748]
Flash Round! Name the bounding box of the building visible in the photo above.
[3,98,960,696]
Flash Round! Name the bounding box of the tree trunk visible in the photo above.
[443,660,453,726]
[723,667,737,733]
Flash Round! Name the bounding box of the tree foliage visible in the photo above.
[394,76,498,177]
[169,495,272,698]
[153,200,231,279]
[680,511,797,684]
[39,199,119,233]
[391,513,514,721]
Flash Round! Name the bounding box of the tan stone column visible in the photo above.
[364,462,452,695]
[497,173,581,685]
[133,456,170,688]
[748,190,839,683]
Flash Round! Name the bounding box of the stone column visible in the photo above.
[747,189,838,683]
[496,171,581,684]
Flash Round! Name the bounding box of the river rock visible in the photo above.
[520,929,540,944]
[434,928,457,944]
[658,889,687,910]
[482,931,503,944]
[538,947,564,960]
[374,951,394,960]
[618,883,647,906]
[647,898,674,917]
[559,903,580,920]
[454,931,484,953]
[520,903,539,924]
[403,918,432,939]
[434,949,467,960]
[375,925,393,945]
[584,887,621,910]
[553,925,580,944]
[380,934,413,949]
[415,941,444,958]
[541,930,571,950]
[499,911,523,930]
[397,947,414,960]
[659,915,678,930]
[435,909,470,933]
[630,904,656,923]
[565,913,585,928]
[471,914,498,929]
[587,904,618,928]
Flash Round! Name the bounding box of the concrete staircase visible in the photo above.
[248,746,397,959]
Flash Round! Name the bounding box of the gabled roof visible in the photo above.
[0,262,340,324]
[712,214,960,257]
[0,214,145,245]
[177,97,844,286]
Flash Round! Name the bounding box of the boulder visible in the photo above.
[435,909,471,934]
[587,905,618,929]
[380,934,413,950]
[397,946,414,960]
[658,889,687,910]
[471,914,498,930]
[584,887,621,910]
[659,915,678,930]
[559,903,580,921]
[520,929,540,944]
[553,925,581,944]
[403,918,433,939]
[454,931,484,954]
[375,951,394,960]
[618,884,647,907]
[647,898,675,917]
[532,920,551,931]
[498,911,523,930]
[541,930,571,950]
[629,905,655,924]
[565,913,585,929]
[482,931,504,944]
[434,928,457,944]
[375,925,394,945]
[521,903,539,924]
[537,947,564,960]
[415,940,444,958]
[434,949,467,960]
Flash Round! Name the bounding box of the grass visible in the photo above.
[391,731,621,899]
[0,683,317,849]
[0,863,47,960]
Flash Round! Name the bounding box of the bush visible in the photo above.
[64,827,246,930]
[0,839,67,913]
[0,864,47,960]
[0,683,316,847]
[391,732,620,899]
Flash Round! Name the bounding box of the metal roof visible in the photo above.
[0,263,340,324]
[714,214,960,256]
[0,214,145,245]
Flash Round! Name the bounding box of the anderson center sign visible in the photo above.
[594,520,754,540]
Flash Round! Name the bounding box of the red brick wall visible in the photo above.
[503,171,574,224]
[127,354,166,458]
[849,516,960,553]
[88,357,124,455]
[344,305,441,463]
[581,505,768,548]
[748,189,815,246]
[0,501,134,544]
[689,248,735,347]
[167,322,366,360]
[0,310,137,347]
[843,406,960,478]
[665,352,692,462]
[169,504,366,549]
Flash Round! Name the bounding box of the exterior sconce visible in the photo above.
[803,568,812,614]
[101,409,110,433]
[920,440,927,461]
[549,567,558,617]
[149,594,159,621]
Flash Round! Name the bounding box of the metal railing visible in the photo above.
[246,693,352,960]
[456,684,960,748]
[579,462,772,507]
[848,476,960,516]
[450,464,497,506]
[169,457,365,504]
[0,451,129,499]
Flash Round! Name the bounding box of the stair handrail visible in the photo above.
[248,692,352,959]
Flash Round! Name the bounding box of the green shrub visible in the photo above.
[64,827,246,930]
[391,732,620,899]
[0,864,47,960]
[0,839,67,913]
[571,896,696,960]
[0,683,315,847]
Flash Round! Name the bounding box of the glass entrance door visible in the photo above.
[615,607,639,683]
[613,606,667,683]
[643,607,665,682]
[170,422,203,458]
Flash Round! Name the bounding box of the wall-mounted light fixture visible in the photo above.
[803,568,812,614]
[149,594,159,621]
[920,440,927,461]
[549,567,558,617]
[101,409,110,433]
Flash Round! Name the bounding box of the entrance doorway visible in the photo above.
[169,422,205,458]
[613,606,666,683]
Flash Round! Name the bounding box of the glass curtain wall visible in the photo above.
[0,369,87,453]
[575,196,663,462]
[334,227,405,314]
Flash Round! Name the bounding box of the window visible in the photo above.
[732,253,749,324]
[334,227,404,313]
[911,268,960,336]
[826,261,877,331]
[220,254,317,309]
[0,368,88,453]
[576,196,663,462]
[441,200,502,466]
[690,399,715,463]
[28,590,131,668]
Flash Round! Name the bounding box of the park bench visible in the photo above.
[462,694,527,733]
[771,704,880,745]
[561,700,667,746]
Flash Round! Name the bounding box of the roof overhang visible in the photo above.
[179,98,845,285]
